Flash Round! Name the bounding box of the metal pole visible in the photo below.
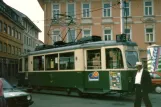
[120,0,124,34]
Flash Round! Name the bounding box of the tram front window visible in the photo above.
[125,51,139,68]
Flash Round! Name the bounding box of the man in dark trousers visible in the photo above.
[134,62,153,107]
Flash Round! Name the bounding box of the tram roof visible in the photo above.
[28,40,137,55]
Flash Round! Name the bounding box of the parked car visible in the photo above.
[1,78,34,107]
[150,72,161,93]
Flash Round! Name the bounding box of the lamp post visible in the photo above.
[120,0,124,34]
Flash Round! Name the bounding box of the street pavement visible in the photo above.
[30,93,161,107]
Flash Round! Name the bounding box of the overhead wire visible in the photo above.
[45,1,124,44]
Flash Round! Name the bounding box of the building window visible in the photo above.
[30,38,32,46]
[18,48,21,55]
[18,32,21,40]
[8,44,11,54]
[12,28,14,37]
[104,29,112,41]
[0,21,2,32]
[145,28,154,42]
[4,23,7,33]
[52,4,60,19]
[24,35,26,44]
[144,1,153,16]
[29,38,31,46]
[12,46,15,54]
[15,30,18,38]
[24,49,26,54]
[125,28,131,40]
[83,29,91,37]
[3,43,7,53]
[68,29,76,42]
[15,47,17,55]
[82,3,90,18]
[0,41,2,51]
[7,26,11,35]
[52,30,60,43]
[103,3,111,17]
[27,37,29,45]
[33,41,35,47]
[124,2,130,16]
[67,3,75,18]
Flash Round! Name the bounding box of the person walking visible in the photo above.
[134,62,153,107]
[0,78,7,107]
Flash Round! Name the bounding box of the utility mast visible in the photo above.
[120,0,124,34]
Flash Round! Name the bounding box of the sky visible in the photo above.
[3,0,44,42]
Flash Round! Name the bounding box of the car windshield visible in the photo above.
[1,78,13,90]
[125,51,139,68]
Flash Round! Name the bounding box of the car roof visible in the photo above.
[150,72,161,75]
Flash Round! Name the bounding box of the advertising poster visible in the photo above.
[147,47,161,72]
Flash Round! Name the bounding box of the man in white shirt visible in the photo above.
[134,62,152,107]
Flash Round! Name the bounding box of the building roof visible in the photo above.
[9,7,41,32]
[0,0,24,29]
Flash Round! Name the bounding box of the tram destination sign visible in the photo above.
[116,34,130,42]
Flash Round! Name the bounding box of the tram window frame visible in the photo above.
[59,52,75,70]
[86,49,101,69]
[105,48,123,69]
[33,55,45,71]
[45,54,58,70]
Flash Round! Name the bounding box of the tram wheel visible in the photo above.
[77,90,85,97]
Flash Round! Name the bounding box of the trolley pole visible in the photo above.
[120,0,124,34]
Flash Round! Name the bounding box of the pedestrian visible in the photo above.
[134,62,153,107]
[0,78,7,107]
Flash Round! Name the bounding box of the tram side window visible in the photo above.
[87,49,101,69]
[33,56,44,71]
[106,48,123,69]
[59,52,74,70]
[45,54,58,70]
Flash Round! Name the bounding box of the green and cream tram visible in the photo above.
[18,35,139,95]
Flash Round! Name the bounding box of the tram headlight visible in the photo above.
[117,72,120,76]
[27,95,32,100]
